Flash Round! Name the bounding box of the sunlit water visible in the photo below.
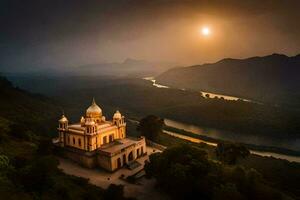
[164,130,300,163]
[143,77,253,102]
[164,119,300,163]
[165,119,300,151]
[128,119,300,162]
[141,77,300,162]
[143,77,169,88]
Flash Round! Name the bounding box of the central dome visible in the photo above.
[86,98,102,118]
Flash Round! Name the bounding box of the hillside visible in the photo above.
[6,76,300,150]
[0,76,134,199]
[156,54,300,106]
[0,76,60,136]
[1,75,300,199]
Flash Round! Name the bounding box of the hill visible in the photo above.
[0,76,60,136]
[0,76,132,199]
[156,54,300,106]
[1,75,300,199]
[6,76,300,150]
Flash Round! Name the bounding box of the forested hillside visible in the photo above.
[156,54,300,106]
[0,76,131,199]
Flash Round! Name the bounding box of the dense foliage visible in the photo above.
[12,76,300,142]
[3,75,300,199]
[145,144,289,200]
[137,115,164,140]
[0,76,131,200]
[216,142,250,165]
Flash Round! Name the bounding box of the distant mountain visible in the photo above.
[75,58,174,77]
[156,54,300,106]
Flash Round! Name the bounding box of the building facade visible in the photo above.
[54,98,146,172]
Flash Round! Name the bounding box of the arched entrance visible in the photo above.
[117,158,122,168]
[123,154,126,165]
[128,151,134,162]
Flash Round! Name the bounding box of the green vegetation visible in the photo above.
[145,144,291,200]
[137,115,164,140]
[0,76,132,200]
[164,125,300,156]
[147,131,300,199]
[14,76,299,145]
[3,74,300,199]
[216,142,250,165]
[156,54,300,107]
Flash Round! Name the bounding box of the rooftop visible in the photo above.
[99,137,144,155]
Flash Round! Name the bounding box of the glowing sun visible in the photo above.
[201,27,211,36]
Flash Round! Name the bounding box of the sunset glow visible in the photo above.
[201,26,211,36]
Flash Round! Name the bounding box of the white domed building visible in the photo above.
[55,98,146,172]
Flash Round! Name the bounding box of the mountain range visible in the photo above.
[74,58,174,77]
[156,54,300,106]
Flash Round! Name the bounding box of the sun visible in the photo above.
[201,26,211,36]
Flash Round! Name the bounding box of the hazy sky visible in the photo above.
[1,0,300,72]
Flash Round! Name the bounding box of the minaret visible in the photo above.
[113,110,126,139]
[80,116,85,126]
[85,119,96,151]
[58,113,68,146]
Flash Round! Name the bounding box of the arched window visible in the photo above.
[73,137,75,145]
[68,136,70,144]
[109,135,113,143]
[78,139,81,146]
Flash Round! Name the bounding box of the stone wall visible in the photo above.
[62,147,96,168]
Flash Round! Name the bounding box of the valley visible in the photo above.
[6,75,300,159]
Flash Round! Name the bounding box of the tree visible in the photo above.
[145,144,211,199]
[137,115,164,141]
[216,142,250,165]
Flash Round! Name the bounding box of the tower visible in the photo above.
[113,110,126,139]
[58,114,68,146]
[80,116,85,126]
[85,119,96,151]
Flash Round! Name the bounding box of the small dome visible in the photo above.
[85,120,95,126]
[86,98,102,117]
[59,115,68,122]
[113,110,122,119]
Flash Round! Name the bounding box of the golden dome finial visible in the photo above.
[92,97,96,105]
[86,97,102,117]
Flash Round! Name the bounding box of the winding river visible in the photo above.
[164,119,300,163]
[141,77,300,163]
[143,77,254,102]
